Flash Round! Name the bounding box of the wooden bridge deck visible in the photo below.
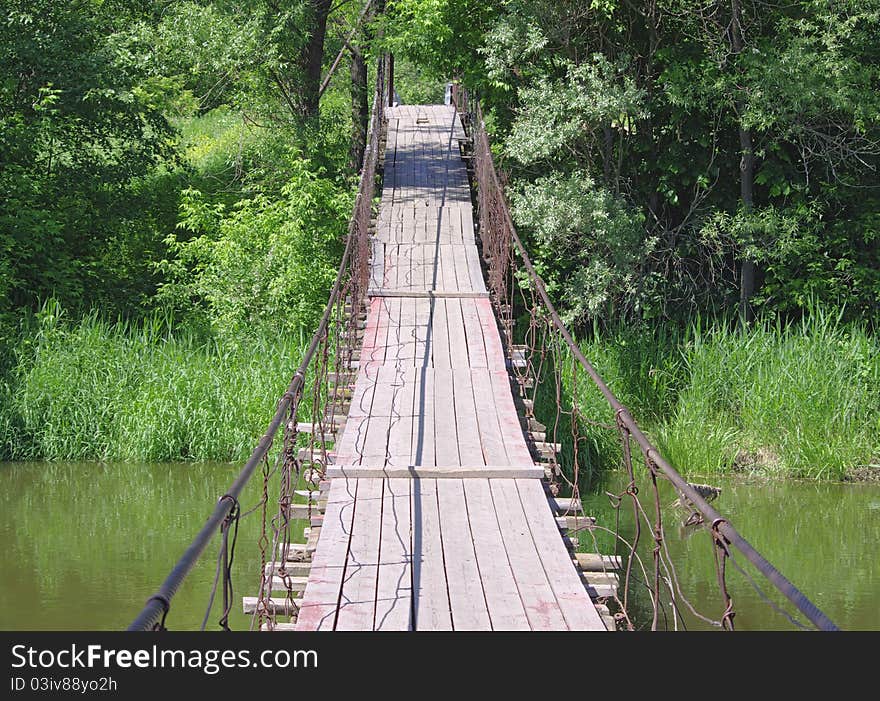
[294,105,605,630]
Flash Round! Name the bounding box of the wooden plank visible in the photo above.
[332,415,369,465]
[444,299,468,369]
[432,367,461,466]
[429,298,451,370]
[265,561,312,577]
[438,244,458,291]
[370,239,385,290]
[267,576,309,592]
[374,478,413,630]
[452,244,472,293]
[464,479,530,630]
[356,297,381,373]
[470,367,510,464]
[382,297,405,366]
[243,597,303,616]
[436,479,492,629]
[460,299,488,369]
[451,369,484,466]
[326,465,544,479]
[575,553,623,571]
[458,204,475,244]
[335,478,384,630]
[386,367,416,467]
[515,479,606,630]
[488,368,534,464]
[411,478,452,630]
[411,367,435,466]
[363,297,390,374]
[295,479,358,630]
[490,478,567,630]
[465,244,486,292]
[474,298,507,372]
[358,366,396,465]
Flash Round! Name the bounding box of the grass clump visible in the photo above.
[2,302,310,463]
[556,309,879,482]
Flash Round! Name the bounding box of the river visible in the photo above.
[1,461,877,631]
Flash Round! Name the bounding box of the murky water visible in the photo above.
[581,471,880,631]
[1,462,877,630]
[0,461,272,631]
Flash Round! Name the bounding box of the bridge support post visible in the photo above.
[388,53,394,107]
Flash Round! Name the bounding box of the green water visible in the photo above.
[1,462,877,631]
[581,471,880,631]
[0,462,274,631]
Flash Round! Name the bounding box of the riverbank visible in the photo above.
[562,310,879,482]
[0,311,310,463]
[2,307,876,480]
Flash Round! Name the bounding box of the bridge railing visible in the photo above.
[452,84,838,632]
[128,56,390,632]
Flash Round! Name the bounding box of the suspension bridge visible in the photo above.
[129,57,838,633]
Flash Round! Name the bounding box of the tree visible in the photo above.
[0,0,174,319]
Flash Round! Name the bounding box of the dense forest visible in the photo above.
[1,0,878,479]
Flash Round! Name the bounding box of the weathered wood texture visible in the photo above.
[294,105,603,630]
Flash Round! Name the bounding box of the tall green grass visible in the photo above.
[559,309,880,482]
[1,305,311,462]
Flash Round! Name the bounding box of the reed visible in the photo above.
[2,307,312,462]
[564,309,879,481]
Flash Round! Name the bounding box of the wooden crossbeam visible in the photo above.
[325,465,546,479]
[367,289,490,298]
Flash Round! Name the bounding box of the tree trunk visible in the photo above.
[349,46,368,172]
[738,122,756,322]
[302,0,333,120]
[731,0,756,323]
[602,124,614,186]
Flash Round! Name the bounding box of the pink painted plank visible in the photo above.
[488,368,534,464]
[515,479,605,630]
[474,298,508,372]
[490,479,567,630]
[335,478,383,630]
[295,479,358,630]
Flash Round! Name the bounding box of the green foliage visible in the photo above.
[1,302,312,462]
[122,2,261,114]
[563,311,880,482]
[384,0,499,84]
[0,0,176,319]
[504,55,646,166]
[461,0,880,325]
[510,171,649,324]
[156,159,351,335]
[392,55,448,105]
